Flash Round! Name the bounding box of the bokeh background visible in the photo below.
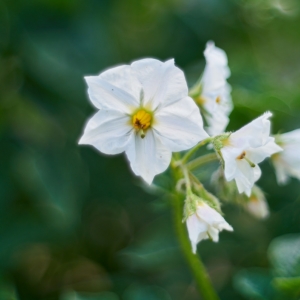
[1,0,300,299]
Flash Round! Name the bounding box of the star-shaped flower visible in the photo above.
[272,129,300,184]
[219,112,282,196]
[79,58,209,184]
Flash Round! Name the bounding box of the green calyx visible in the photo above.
[210,133,232,169]
[195,185,222,214]
[211,133,232,151]
[183,194,203,222]
[183,184,222,222]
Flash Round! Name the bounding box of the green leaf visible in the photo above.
[0,276,18,300]
[233,269,274,300]
[119,216,180,271]
[273,277,300,296]
[268,234,300,277]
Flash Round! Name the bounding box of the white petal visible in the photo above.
[197,204,232,232]
[153,96,209,151]
[234,160,255,196]
[131,58,188,110]
[221,147,240,181]
[125,130,171,184]
[247,139,282,164]
[272,129,300,184]
[196,204,233,242]
[280,128,300,141]
[197,204,224,224]
[246,198,269,219]
[187,214,208,253]
[204,41,230,79]
[202,42,230,94]
[85,66,140,113]
[99,65,141,100]
[234,165,261,197]
[253,165,262,182]
[208,226,220,242]
[272,151,300,184]
[196,232,209,245]
[235,176,252,197]
[201,42,233,136]
[231,112,272,148]
[219,83,233,115]
[272,158,290,184]
[79,109,133,155]
[218,222,234,232]
[205,110,230,136]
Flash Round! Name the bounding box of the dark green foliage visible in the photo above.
[234,234,300,299]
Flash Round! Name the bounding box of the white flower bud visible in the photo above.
[244,186,269,219]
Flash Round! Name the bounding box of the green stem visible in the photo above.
[182,166,192,195]
[172,194,220,300]
[181,137,212,164]
[187,152,218,171]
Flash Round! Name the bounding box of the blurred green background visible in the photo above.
[1,0,300,299]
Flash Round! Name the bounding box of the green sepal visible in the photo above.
[182,193,201,222]
[212,133,232,150]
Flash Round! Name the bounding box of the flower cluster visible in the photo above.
[79,41,300,254]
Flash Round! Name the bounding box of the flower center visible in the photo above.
[132,109,152,139]
[196,96,206,105]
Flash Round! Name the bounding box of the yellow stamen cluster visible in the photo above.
[132,110,152,138]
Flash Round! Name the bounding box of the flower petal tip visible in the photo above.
[78,135,87,145]
[264,111,273,118]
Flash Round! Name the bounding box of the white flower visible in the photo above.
[197,41,233,136]
[186,201,233,253]
[272,129,300,184]
[244,186,269,219]
[220,112,282,196]
[79,58,209,184]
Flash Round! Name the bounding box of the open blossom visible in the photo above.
[219,112,282,196]
[79,58,208,184]
[196,41,233,136]
[186,201,233,253]
[272,129,300,184]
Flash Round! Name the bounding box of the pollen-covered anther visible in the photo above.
[132,110,152,138]
[237,151,256,168]
[215,96,221,104]
[237,151,246,160]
